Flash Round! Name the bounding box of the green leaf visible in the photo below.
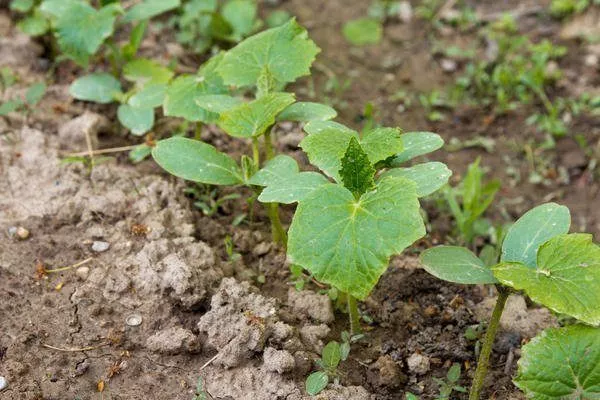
[493,234,600,325]
[288,176,425,300]
[129,144,152,163]
[300,123,403,182]
[501,203,571,268]
[39,0,81,18]
[123,0,181,22]
[17,13,50,36]
[163,54,228,123]
[25,82,46,106]
[195,95,243,114]
[420,246,497,285]
[306,371,329,396]
[322,341,341,369]
[447,363,461,383]
[218,92,295,138]
[342,18,382,46]
[129,83,167,109]
[266,10,292,28]
[218,19,320,88]
[69,73,122,104]
[51,2,122,67]
[276,102,337,122]
[360,127,404,164]
[221,0,257,40]
[380,162,451,197]
[117,104,154,136]
[123,59,174,85]
[392,131,445,165]
[248,155,329,204]
[514,325,600,399]
[0,99,24,116]
[152,137,243,185]
[122,21,147,61]
[10,0,34,12]
[339,137,375,198]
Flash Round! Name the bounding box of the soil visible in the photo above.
[0,1,598,400]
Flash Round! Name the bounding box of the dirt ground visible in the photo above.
[1,1,598,399]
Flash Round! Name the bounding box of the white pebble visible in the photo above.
[0,376,7,391]
[91,241,110,253]
[126,313,142,327]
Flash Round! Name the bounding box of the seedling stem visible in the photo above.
[347,294,362,335]
[469,286,510,400]
[263,129,287,247]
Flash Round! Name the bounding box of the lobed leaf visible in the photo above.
[123,0,181,22]
[69,73,122,104]
[218,92,295,138]
[514,325,600,399]
[493,234,600,325]
[501,202,571,268]
[288,176,425,300]
[152,137,243,185]
[339,137,375,198]
[380,162,451,197]
[276,102,337,122]
[218,19,320,88]
[420,246,498,284]
[117,104,154,136]
[391,131,445,165]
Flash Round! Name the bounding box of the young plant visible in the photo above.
[151,19,328,245]
[433,363,467,400]
[443,157,500,246]
[0,81,46,118]
[69,58,174,136]
[420,202,600,399]
[305,332,359,396]
[271,122,451,333]
[10,0,50,36]
[169,0,262,54]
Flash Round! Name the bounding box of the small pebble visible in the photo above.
[253,242,271,257]
[126,313,142,327]
[397,1,413,23]
[585,54,598,67]
[0,376,7,391]
[8,226,30,240]
[7,227,17,238]
[407,352,430,375]
[440,59,457,72]
[91,241,110,253]
[76,266,90,281]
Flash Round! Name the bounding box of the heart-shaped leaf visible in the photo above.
[117,104,154,136]
[248,155,329,204]
[70,73,122,104]
[218,92,295,138]
[493,234,600,325]
[276,102,337,122]
[380,162,451,197]
[501,202,571,267]
[515,325,600,399]
[152,137,243,185]
[420,246,498,284]
[288,176,425,299]
[218,19,320,88]
[391,131,444,165]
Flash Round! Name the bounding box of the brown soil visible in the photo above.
[1,1,598,399]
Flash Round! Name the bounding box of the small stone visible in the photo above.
[125,313,143,327]
[252,242,271,257]
[440,59,457,72]
[7,226,17,238]
[146,327,200,354]
[263,347,295,373]
[91,241,110,253]
[407,352,430,375]
[397,1,413,23]
[373,355,406,387]
[16,226,30,240]
[585,54,598,67]
[0,376,7,391]
[75,266,90,281]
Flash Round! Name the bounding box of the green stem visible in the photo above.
[195,122,202,141]
[347,294,362,335]
[262,129,287,247]
[252,137,260,170]
[469,287,510,400]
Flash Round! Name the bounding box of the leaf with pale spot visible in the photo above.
[288,176,425,299]
[493,234,600,325]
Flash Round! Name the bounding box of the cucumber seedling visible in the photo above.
[421,202,600,399]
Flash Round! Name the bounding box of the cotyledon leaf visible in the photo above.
[501,203,571,268]
[128,83,167,109]
[152,137,243,185]
[218,19,320,88]
[123,58,174,85]
[117,104,154,136]
[276,102,337,122]
[493,233,600,325]
[379,162,451,197]
[218,92,295,138]
[69,73,122,104]
[420,246,498,284]
[122,0,180,22]
[248,155,329,204]
[288,176,425,300]
[514,325,600,399]
[391,132,444,166]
